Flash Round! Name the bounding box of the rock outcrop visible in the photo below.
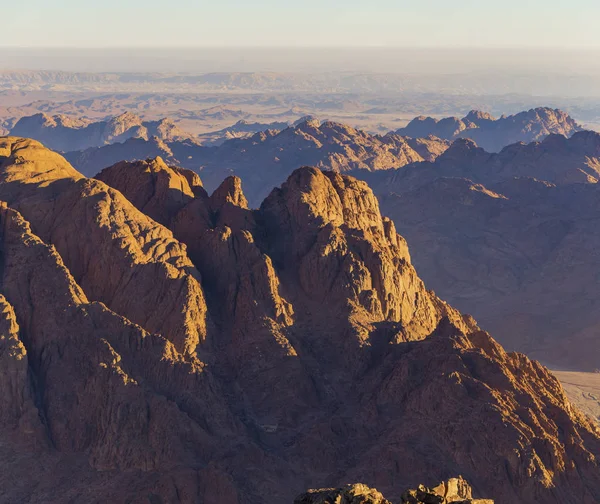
[0,293,40,439]
[401,477,493,504]
[295,483,392,504]
[396,108,583,152]
[1,138,600,503]
[295,478,493,504]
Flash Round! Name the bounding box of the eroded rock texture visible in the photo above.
[295,483,392,504]
[0,138,599,504]
[295,478,494,504]
[350,130,600,369]
[0,137,208,355]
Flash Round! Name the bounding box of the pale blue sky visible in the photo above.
[3,0,599,48]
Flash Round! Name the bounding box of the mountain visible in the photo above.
[188,120,450,202]
[67,135,179,172]
[396,108,583,152]
[350,130,600,370]
[60,109,587,207]
[65,123,600,370]
[2,137,597,503]
[369,131,600,189]
[66,119,451,204]
[9,112,195,151]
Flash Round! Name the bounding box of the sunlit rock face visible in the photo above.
[0,137,599,504]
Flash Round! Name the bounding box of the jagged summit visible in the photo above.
[396,107,583,152]
[1,138,600,503]
[63,119,451,202]
[294,116,322,129]
[188,120,449,205]
[465,110,496,123]
[438,137,487,160]
[376,129,600,193]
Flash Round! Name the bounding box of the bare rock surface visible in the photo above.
[351,132,600,369]
[401,477,494,503]
[0,138,600,503]
[295,483,393,504]
[0,137,208,355]
[294,478,494,504]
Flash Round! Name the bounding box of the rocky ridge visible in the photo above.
[67,119,451,204]
[295,477,493,504]
[351,130,600,369]
[10,112,195,152]
[0,137,599,503]
[396,108,583,152]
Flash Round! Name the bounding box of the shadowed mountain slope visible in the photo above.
[350,131,600,370]
[67,128,600,372]
[66,119,450,204]
[396,108,583,152]
[0,138,599,503]
[10,112,195,152]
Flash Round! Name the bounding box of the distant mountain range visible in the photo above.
[197,118,293,146]
[396,108,583,152]
[7,111,309,150]
[3,68,600,98]
[10,111,196,151]
[64,119,451,202]
[10,106,582,158]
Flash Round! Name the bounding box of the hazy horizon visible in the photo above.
[3,47,600,75]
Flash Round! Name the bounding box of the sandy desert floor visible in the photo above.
[554,371,600,426]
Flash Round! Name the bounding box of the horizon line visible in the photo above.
[3,45,600,51]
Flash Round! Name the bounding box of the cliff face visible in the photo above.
[0,138,208,356]
[0,293,40,439]
[396,108,583,152]
[351,131,600,369]
[1,138,600,504]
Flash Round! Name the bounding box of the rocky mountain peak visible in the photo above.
[567,129,600,153]
[397,107,583,152]
[9,112,195,152]
[465,110,495,123]
[95,156,202,226]
[294,117,322,132]
[0,137,209,356]
[210,175,249,211]
[2,137,600,503]
[293,115,321,128]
